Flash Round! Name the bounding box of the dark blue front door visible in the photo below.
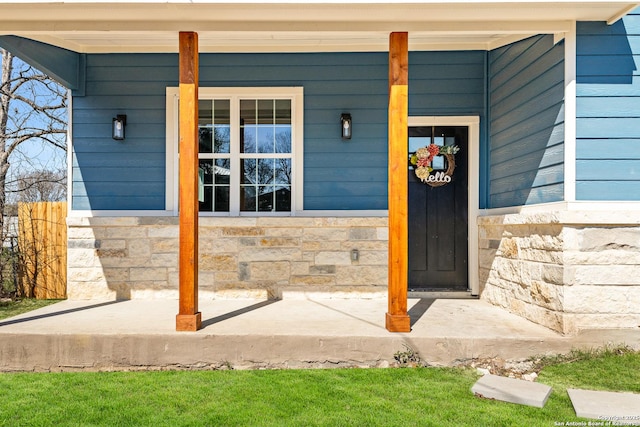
[408,125,468,291]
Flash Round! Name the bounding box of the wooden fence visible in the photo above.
[17,202,67,299]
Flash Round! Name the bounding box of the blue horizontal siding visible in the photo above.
[409,51,485,116]
[577,160,640,180]
[487,35,565,208]
[304,167,388,182]
[73,196,164,211]
[577,36,640,56]
[491,120,564,154]
[576,139,640,159]
[491,184,564,207]
[74,181,165,197]
[577,96,640,117]
[72,152,165,168]
[492,144,564,176]
[577,56,640,80]
[304,153,387,168]
[576,181,640,200]
[73,167,164,182]
[304,196,388,210]
[577,80,640,96]
[73,50,486,211]
[577,118,640,138]
[576,8,640,200]
[490,166,564,197]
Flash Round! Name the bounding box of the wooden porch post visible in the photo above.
[176,31,202,331]
[386,32,411,333]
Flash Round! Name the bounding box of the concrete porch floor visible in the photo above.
[1,297,638,371]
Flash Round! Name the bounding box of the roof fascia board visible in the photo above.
[0,20,572,33]
[0,2,634,22]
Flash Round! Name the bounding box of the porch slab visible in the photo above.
[567,388,640,421]
[0,298,639,371]
[471,373,552,407]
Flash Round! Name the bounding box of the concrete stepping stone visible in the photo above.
[568,388,640,421]
[472,374,552,408]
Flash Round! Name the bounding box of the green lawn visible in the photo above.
[0,348,638,427]
[0,298,60,320]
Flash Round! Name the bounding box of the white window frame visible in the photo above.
[166,86,304,216]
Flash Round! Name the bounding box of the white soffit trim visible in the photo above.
[0,2,635,53]
[608,3,640,24]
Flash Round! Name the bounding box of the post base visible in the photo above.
[385,312,411,332]
[176,312,202,331]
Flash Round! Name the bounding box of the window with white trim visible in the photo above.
[167,87,303,215]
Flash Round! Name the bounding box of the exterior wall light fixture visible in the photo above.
[112,114,127,140]
[341,113,352,140]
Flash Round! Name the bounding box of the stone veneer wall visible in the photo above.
[479,211,640,334]
[66,216,388,301]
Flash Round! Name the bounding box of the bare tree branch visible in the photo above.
[1,48,67,297]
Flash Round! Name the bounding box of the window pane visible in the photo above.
[241,125,257,153]
[257,126,275,153]
[214,186,229,212]
[258,99,274,124]
[408,126,432,153]
[257,158,274,184]
[214,158,230,185]
[275,99,291,124]
[199,159,214,184]
[199,186,213,212]
[409,137,430,153]
[258,186,274,212]
[199,127,213,153]
[432,155,445,170]
[198,100,212,127]
[274,158,291,185]
[252,186,291,212]
[199,159,232,185]
[214,99,230,124]
[240,186,256,211]
[240,99,256,124]
[214,126,230,154]
[198,159,230,212]
[275,188,291,211]
[199,100,231,154]
[241,159,257,184]
[240,157,291,212]
[275,126,291,153]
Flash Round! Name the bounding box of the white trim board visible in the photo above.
[564,21,577,203]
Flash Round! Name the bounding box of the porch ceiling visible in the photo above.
[0,1,637,53]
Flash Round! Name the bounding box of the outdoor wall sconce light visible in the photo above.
[112,114,127,141]
[341,113,352,140]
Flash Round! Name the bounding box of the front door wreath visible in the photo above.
[409,144,460,187]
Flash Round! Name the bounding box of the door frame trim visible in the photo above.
[407,115,480,295]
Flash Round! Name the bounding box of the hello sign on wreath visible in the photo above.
[409,143,460,187]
